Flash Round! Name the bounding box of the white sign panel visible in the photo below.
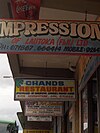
[27,116,52,122]
[25,101,63,116]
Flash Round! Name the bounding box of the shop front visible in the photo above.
[77,57,100,133]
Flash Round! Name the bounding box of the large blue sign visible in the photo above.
[0,20,100,55]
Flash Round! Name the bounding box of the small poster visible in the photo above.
[27,116,52,122]
[11,0,41,19]
[25,101,63,116]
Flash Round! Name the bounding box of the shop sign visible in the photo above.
[0,20,100,55]
[11,0,40,19]
[27,116,52,122]
[25,101,63,116]
[23,130,53,133]
[14,78,75,101]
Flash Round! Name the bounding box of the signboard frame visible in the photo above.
[14,78,76,101]
[0,19,100,55]
[24,101,63,116]
[27,116,52,122]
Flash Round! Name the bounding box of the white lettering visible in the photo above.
[37,22,48,34]
[90,24,100,40]
[49,23,58,35]
[59,23,69,36]
[70,23,77,37]
[0,21,14,37]
[77,24,90,38]
[0,20,99,41]
[24,22,36,35]
[14,22,25,36]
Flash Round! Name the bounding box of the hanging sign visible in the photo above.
[14,78,75,101]
[11,0,41,19]
[27,116,52,122]
[0,20,100,55]
[25,101,63,116]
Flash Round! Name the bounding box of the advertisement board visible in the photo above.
[11,0,40,19]
[25,101,63,116]
[0,20,100,55]
[27,116,52,122]
[15,78,75,101]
